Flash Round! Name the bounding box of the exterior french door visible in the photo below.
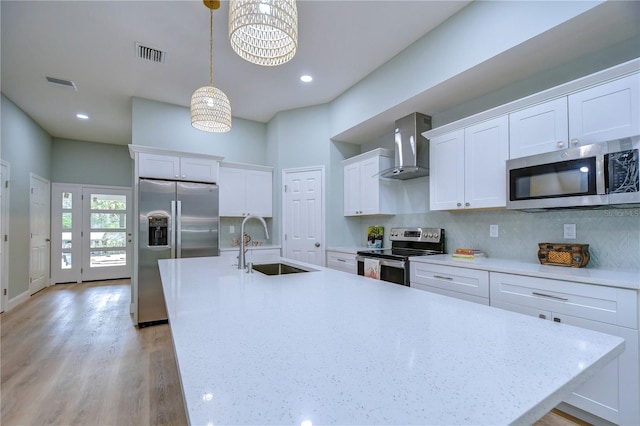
[51,184,132,284]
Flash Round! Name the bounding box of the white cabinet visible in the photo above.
[509,73,639,159]
[490,272,640,425]
[568,73,640,146]
[219,162,273,217]
[343,149,395,216]
[410,262,489,305]
[429,115,509,211]
[326,250,357,274]
[138,152,219,183]
[509,97,569,158]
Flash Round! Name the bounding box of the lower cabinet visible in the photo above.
[410,263,490,305]
[326,250,357,274]
[490,272,640,425]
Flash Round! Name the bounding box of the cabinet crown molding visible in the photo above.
[128,144,225,162]
[423,58,640,140]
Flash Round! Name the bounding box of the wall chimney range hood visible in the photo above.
[381,112,432,180]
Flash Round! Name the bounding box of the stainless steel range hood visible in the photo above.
[381,112,432,180]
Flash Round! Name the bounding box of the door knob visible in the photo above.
[314,242,320,247]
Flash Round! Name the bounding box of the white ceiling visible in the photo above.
[2,1,639,147]
[1,0,471,146]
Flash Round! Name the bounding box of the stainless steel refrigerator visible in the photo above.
[138,178,219,326]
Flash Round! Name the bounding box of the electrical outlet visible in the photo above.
[229,225,235,234]
[490,224,499,238]
[563,223,576,239]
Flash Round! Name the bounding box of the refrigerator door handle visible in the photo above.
[176,200,182,258]
[170,200,176,259]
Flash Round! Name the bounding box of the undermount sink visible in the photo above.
[252,263,313,276]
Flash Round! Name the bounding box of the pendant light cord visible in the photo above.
[209,8,213,87]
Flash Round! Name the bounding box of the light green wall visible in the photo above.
[51,138,132,187]
[329,0,603,138]
[1,94,52,299]
[131,97,268,164]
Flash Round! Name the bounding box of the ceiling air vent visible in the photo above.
[136,42,167,64]
[45,76,77,90]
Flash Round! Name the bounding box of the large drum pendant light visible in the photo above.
[191,0,232,133]
[228,0,298,67]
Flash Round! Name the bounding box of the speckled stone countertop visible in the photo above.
[158,256,623,425]
[410,254,640,290]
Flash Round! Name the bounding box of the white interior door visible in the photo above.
[0,161,9,311]
[29,174,51,295]
[81,187,132,281]
[282,167,324,266]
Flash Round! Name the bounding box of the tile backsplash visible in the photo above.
[220,217,273,248]
[362,208,640,271]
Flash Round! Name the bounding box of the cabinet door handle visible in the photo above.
[464,202,470,207]
[456,202,462,207]
[433,275,453,280]
[532,292,568,301]
[556,141,565,148]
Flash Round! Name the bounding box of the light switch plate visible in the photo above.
[563,223,576,239]
[490,224,499,238]
[229,225,235,234]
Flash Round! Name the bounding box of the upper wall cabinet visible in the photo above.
[509,73,639,159]
[509,97,569,159]
[138,152,220,183]
[219,162,273,218]
[568,73,639,145]
[430,116,509,211]
[343,148,395,216]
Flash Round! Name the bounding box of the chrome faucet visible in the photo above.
[238,215,269,270]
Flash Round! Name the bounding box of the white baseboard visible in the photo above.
[7,290,30,311]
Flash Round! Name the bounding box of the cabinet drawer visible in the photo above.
[490,272,638,328]
[327,251,357,274]
[410,263,489,299]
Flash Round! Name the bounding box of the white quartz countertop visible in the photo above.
[410,254,640,290]
[326,246,366,254]
[158,256,624,425]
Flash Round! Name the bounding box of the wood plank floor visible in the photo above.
[1,280,187,426]
[1,280,589,425]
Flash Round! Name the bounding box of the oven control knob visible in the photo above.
[433,233,439,239]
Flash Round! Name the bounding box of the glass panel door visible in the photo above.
[51,184,82,284]
[82,188,132,281]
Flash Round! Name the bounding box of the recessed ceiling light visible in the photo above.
[300,75,313,83]
[76,113,89,120]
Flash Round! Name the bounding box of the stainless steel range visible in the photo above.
[356,227,445,286]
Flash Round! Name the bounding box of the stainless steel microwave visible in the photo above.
[506,136,639,210]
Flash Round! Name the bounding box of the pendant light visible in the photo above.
[228,0,298,67]
[191,0,232,133]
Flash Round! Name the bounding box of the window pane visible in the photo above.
[62,192,72,209]
[90,250,126,268]
[90,232,126,248]
[91,213,126,229]
[62,232,72,249]
[91,194,126,210]
[61,252,72,269]
[62,212,72,229]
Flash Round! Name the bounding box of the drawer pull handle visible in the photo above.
[433,275,453,280]
[532,292,568,301]
[337,259,346,262]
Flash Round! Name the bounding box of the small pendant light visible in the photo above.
[190,0,232,133]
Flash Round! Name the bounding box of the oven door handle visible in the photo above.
[356,256,406,269]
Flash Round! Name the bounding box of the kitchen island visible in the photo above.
[158,256,624,425]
